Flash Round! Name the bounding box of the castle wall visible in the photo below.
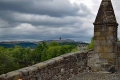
[0,50,92,80]
[93,0,118,71]
[94,25,117,60]
[94,24,117,71]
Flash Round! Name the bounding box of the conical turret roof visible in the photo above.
[94,0,118,25]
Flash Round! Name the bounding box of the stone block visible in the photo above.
[103,46,114,52]
[33,62,48,69]
[106,40,114,46]
[94,40,108,46]
[107,31,114,36]
[52,56,63,62]
[94,46,114,53]
[0,74,6,80]
[6,71,22,80]
[94,46,105,53]
[108,26,114,31]
[91,65,101,72]
[94,32,100,36]
[107,36,114,40]
[87,52,101,72]
[99,40,107,45]
[18,68,29,76]
[95,40,116,46]
[100,31,107,36]
[44,59,55,65]
[94,27,101,32]
[26,66,38,74]
[94,36,106,40]
[100,58,108,63]
[99,53,116,59]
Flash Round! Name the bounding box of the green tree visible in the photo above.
[0,49,19,74]
[48,41,58,47]
[41,48,47,61]
[86,37,94,49]
[12,47,21,62]
[0,41,78,74]
[30,42,48,62]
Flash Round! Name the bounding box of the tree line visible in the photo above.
[0,41,77,75]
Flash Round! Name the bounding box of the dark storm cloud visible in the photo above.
[0,0,94,42]
[0,0,91,26]
[0,0,86,17]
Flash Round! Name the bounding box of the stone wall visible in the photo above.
[0,50,92,80]
[93,0,118,72]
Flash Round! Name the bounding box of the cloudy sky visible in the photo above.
[0,0,119,42]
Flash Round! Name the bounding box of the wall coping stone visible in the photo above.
[0,50,92,80]
[6,70,22,79]
[52,56,64,62]
[44,59,56,65]
[32,62,48,69]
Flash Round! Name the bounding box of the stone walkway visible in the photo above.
[69,72,120,80]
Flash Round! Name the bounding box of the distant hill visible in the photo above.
[0,42,37,48]
[0,39,88,48]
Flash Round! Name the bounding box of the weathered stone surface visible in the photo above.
[108,26,115,31]
[0,51,90,80]
[108,31,114,36]
[94,40,99,46]
[94,36,106,40]
[26,66,38,74]
[6,71,22,80]
[93,0,118,72]
[69,72,120,80]
[0,74,6,80]
[94,40,116,46]
[95,46,115,54]
[94,0,118,25]
[44,59,55,65]
[104,46,114,52]
[94,32,100,36]
[52,56,63,62]
[87,52,101,72]
[99,53,116,59]
[107,36,114,40]
[33,62,48,69]
[100,31,107,36]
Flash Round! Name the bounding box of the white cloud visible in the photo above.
[0,0,119,42]
[0,19,9,28]
[11,12,80,25]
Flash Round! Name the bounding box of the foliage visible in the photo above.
[48,41,58,47]
[0,47,19,74]
[86,37,94,49]
[0,41,77,75]
[117,38,120,42]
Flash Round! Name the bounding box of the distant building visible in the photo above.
[77,43,87,51]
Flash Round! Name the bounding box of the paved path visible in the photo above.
[69,72,120,80]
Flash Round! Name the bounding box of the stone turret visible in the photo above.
[93,0,118,71]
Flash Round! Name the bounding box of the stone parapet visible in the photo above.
[0,50,92,80]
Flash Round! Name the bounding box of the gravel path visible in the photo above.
[69,72,120,80]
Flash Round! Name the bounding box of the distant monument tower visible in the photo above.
[93,0,118,71]
[59,37,62,41]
